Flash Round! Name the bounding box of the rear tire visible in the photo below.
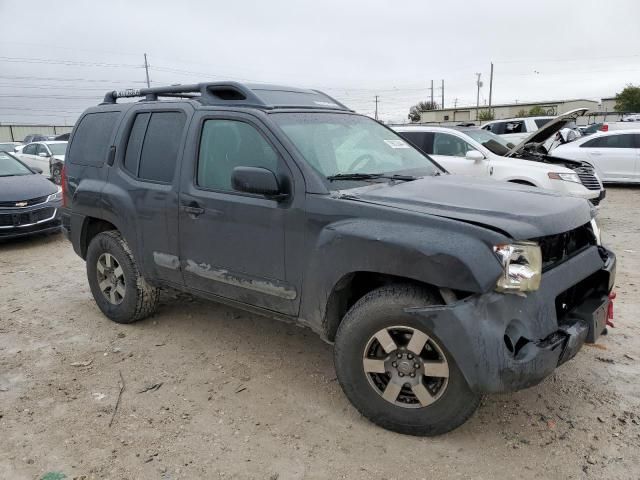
[334,284,480,436]
[86,230,159,323]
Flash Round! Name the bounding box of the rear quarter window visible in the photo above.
[68,112,120,166]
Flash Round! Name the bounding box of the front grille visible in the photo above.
[535,223,597,271]
[0,195,49,208]
[0,207,56,228]
[572,165,600,191]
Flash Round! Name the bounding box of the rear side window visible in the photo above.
[123,111,186,183]
[534,119,551,128]
[397,131,434,154]
[68,112,119,166]
[581,134,635,149]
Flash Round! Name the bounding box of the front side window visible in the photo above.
[48,143,67,156]
[197,119,279,191]
[433,133,474,157]
[35,144,49,156]
[534,119,551,128]
[23,144,36,155]
[397,131,435,154]
[271,113,441,184]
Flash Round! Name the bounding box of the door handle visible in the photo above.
[182,203,205,217]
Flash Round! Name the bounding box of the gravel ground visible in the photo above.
[1,187,639,480]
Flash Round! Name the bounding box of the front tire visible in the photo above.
[334,284,480,436]
[86,230,159,323]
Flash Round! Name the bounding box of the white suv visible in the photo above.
[17,141,67,180]
[393,110,605,205]
[481,116,554,144]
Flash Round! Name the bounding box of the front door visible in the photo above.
[178,113,299,315]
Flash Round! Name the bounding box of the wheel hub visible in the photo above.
[363,326,450,409]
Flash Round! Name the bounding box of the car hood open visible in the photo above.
[336,175,593,239]
[0,174,57,203]
[505,108,589,157]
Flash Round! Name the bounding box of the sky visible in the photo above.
[1,0,639,125]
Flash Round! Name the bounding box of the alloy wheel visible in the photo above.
[97,253,126,305]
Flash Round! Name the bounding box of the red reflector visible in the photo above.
[600,124,608,132]
[61,164,68,208]
[606,291,615,327]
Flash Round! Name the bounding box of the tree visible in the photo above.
[516,109,527,117]
[408,100,439,122]
[527,105,547,116]
[614,85,640,112]
[478,109,494,121]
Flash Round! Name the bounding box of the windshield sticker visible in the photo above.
[384,139,410,149]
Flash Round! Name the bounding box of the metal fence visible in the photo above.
[0,124,74,142]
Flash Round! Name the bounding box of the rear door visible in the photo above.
[110,105,190,286]
[579,134,637,181]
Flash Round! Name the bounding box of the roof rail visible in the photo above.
[100,81,352,111]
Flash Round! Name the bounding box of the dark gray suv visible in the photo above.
[61,82,616,435]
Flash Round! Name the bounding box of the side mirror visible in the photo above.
[31,166,43,174]
[231,166,287,200]
[38,152,50,158]
[465,150,485,162]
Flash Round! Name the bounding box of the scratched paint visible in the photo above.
[185,259,297,300]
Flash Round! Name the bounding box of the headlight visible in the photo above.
[548,172,581,183]
[590,217,602,245]
[493,241,542,293]
[46,186,63,203]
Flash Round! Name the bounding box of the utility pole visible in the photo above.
[429,80,434,107]
[374,95,379,121]
[453,98,458,109]
[441,79,444,110]
[488,62,494,114]
[144,53,151,88]
[475,73,482,120]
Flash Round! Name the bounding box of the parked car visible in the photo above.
[0,151,62,239]
[22,134,49,144]
[17,141,67,183]
[61,82,615,436]
[0,142,22,153]
[54,133,71,141]
[551,130,640,183]
[622,114,640,122]
[578,123,603,136]
[481,116,554,143]
[394,109,605,205]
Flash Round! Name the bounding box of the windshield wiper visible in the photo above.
[326,173,419,182]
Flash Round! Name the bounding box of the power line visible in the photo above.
[0,55,143,68]
[0,74,146,84]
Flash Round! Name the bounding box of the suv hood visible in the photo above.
[505,108,589,157]
[337,175,593,239]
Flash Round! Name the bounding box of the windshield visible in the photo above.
[271,113,441,184]
[48,143,67,156]
[463,129,513,156]
[0,152,33,176]
[0,143,17,152]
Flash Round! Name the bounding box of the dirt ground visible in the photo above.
[1,187,639,480]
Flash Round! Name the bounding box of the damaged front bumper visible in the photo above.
[408,245,616,394]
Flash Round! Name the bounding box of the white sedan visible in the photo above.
[17,141,67,180]
[551,130,640,183]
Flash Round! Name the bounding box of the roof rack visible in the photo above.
[101,81,352,111]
